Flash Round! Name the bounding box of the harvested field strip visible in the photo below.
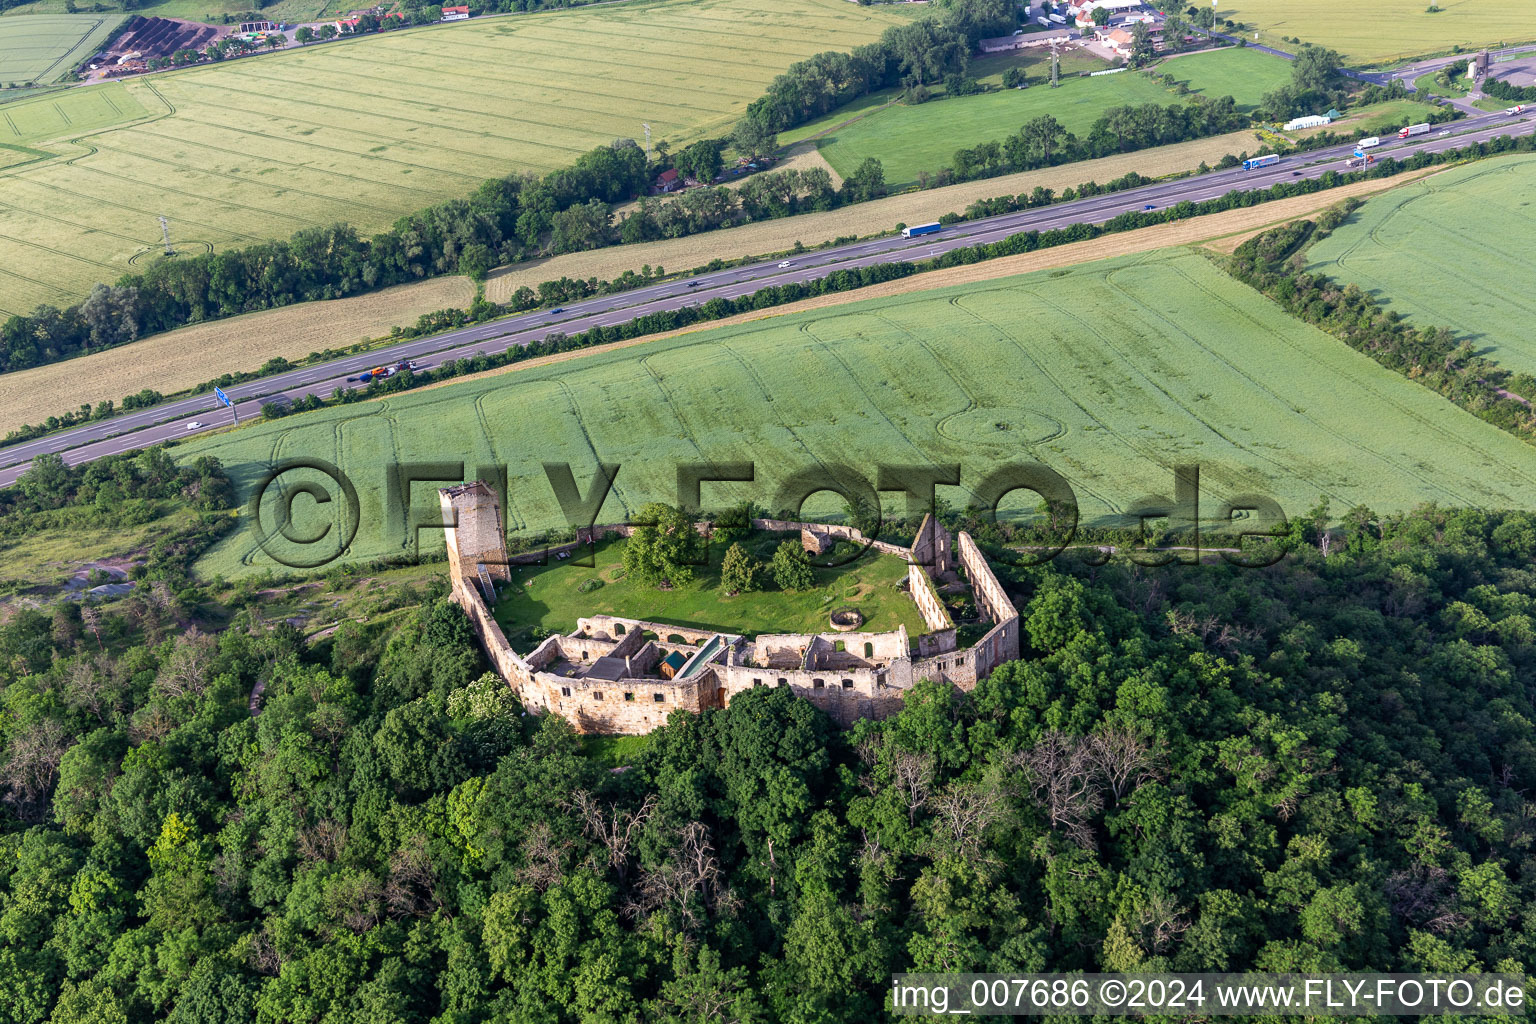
[0,275,476,435]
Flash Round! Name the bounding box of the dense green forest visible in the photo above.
[2,446,1534,1021]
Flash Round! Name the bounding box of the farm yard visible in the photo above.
[791,46,1286,189]
[181,246,1536,579]
[1222,0,1523,64]
[1307,155,1536,377]
[0,0,909,316]
[0,12,125,84]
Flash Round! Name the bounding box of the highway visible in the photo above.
[1,106,1532,489]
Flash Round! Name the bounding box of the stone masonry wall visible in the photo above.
[957,531,1019,628]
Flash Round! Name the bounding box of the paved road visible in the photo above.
[2,107,1533,489]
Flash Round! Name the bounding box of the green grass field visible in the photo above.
[493,536,926,646]
[1331,97,1441,136]
[809,70,1180,187]
[0,0,908,316]
[794,46,1290,188]
[1222,0,1525,64]
[1307,155,1536,377]
[771,46,1110,149]
[0,13,125,84]
[1412,69,1471,98]
[1157,46,1295,112]
[179,246,1536,580]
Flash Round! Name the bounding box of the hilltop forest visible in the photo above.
[0,453,1533,1022]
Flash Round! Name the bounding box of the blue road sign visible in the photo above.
[214,386,232,409]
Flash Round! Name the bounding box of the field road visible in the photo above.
[1,106,1533,490]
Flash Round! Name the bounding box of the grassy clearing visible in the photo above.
[493,536,926,646]
[1412,70,1472,98]
[183,244,1536,579]
[0,275,475,434]
[1156,46,1295,111]
[778,47,1111,151]
[0,504,192,600]
[0,13,125,84]
[1221,0,1525,64]
[0,0,907,314]
[812,69,1181,187]
[1324,98,1440,137]
[791,46,1287,188]
[483,128,1262,303]
[1307,154,1536,377]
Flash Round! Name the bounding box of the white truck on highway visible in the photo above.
[1357,136,1381,149]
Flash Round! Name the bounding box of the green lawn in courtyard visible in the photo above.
[491,533,927,647]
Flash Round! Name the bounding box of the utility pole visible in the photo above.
[157,215,175,256]
[643,122,652,159]
[1051,41,1060,87]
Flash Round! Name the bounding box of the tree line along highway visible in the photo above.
[1,107,1532,491]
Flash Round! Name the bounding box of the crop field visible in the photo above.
[6,0,373,25]
[0,274,474,434]
[493,537,926,646]
[809,69,1202,187]
[1157,46,1295,111]
[0,13,125,84]
[1222,0,1522,64]
[1308,155,1536,377]
[181,247,1536,579]
[0,82,150,144]
[0,0,909,316]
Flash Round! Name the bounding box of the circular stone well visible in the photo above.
[829,607,864,632]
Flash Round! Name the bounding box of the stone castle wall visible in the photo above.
[441,485,1023,736]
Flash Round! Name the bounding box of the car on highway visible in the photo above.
[687,280,699,287]
[185,421,203,431]
[1438,129,1450,136]
[550,307,564,314]
[1142,204,1156,211]
[777,261,792,268]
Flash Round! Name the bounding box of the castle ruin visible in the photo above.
[440,481,1020,733]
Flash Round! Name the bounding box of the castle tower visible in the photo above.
[440,481,510,603]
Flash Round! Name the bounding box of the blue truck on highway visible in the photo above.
[1242,154,1281,170]
[902,222,942,238]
